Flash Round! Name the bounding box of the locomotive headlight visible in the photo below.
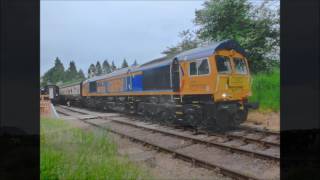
[222,93,228,98]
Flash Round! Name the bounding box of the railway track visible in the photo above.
[59,105,280,159]
[55,105,279,180]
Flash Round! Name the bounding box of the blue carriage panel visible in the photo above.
[132,74,143,91]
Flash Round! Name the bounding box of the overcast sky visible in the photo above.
[41,0,205,75]
[41,0,273,76]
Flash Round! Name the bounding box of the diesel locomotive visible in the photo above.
[56,39,258,130]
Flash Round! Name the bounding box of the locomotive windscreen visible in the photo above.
[142,65,171,90]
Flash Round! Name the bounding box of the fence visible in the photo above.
[40,95,51,117]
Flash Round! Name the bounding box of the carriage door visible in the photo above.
[48,87,54,99]
[171,58,180,92]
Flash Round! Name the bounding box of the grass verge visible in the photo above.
[41,118,150,180]
[249,68,280,112]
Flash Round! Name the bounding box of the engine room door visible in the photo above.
[171,58,180,92]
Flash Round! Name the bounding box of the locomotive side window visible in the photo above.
[233,58,248,74]
[189,58,210,76]
[198,59,209,75]
[215,55,231,74]
[189,62,197,75]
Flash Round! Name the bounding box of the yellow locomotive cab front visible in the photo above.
[213,50,251,103]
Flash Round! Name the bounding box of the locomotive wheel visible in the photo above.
[184,109,201,128]
[161,111,174,125]
[201,117,215,131]
[142,110,150,122]
[154,111,164,124]
[234,108,248,125]
[215,109,234,131]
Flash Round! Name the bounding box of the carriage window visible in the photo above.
[233,58,248,74]
[89,81,97,93]
[215,56,231,73]
[189,59,210,76]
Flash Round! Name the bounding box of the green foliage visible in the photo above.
[95,61,102,76]
[194,0,279,73]
[162,29,198,57]
[88,64,96,78]
[77,69,85,80]
[41,118,151,180]
[42,57,65,86]
[249,68,280,112]
[41,58,85,87]
[102,59,112,74]
[132,59,138,66]
[65,61,78,81]
[121,58,129,68]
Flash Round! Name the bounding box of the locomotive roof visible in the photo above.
[84,39,245,83]
[175,39,246,61]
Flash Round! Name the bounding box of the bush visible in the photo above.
[41,118,150,180]
[249,68,280,112]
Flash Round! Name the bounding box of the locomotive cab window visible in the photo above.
[189,58,210,76]
[215,55,231,74]
[233,58,248,74]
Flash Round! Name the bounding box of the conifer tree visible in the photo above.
[88,64,96,78]
[121,58,129,68]
[132,59,138,66]
[78,69,85,80]
[111,61,117,72]
[95,61,102,75]
[65,61,78,81]
[102,60,111,74]
[42,57,65,85]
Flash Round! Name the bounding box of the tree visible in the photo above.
[65,61,78,81]
[102,60,111,74]
[77,69,85,80]
[111,61,117,71]
[88,64,96,78]
[42,57,65,86]
[132,59,138,66]
[161,46,181,57]
[121,58,129,68]
[179,30,198,51]
[194,0,279,73]
[162,29,198,57]
[95,61,102,75]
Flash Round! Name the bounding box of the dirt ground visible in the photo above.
[60,117,231,180]
[245,111,280,131]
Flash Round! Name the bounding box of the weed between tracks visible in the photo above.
[41,118,151,180]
